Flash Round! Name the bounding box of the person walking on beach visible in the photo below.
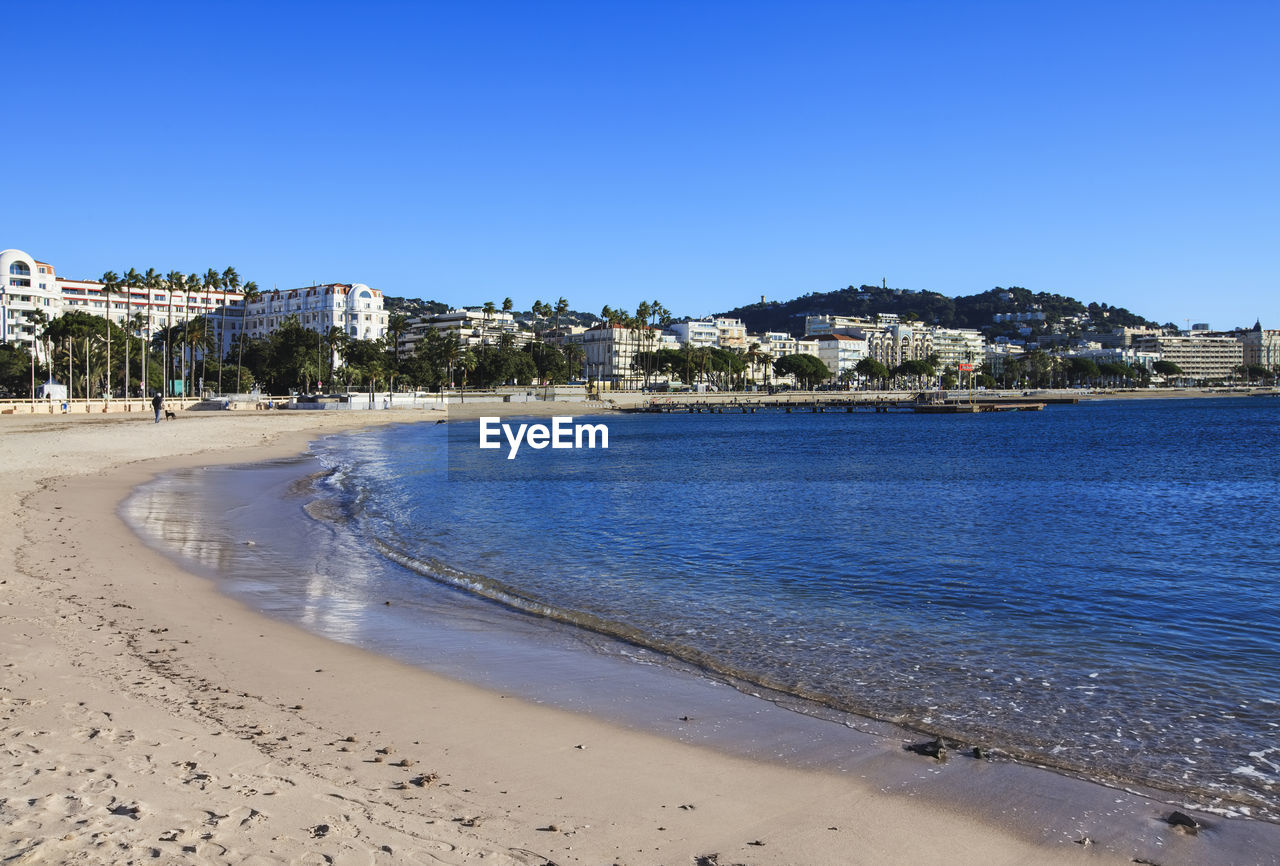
[152,392,164,424]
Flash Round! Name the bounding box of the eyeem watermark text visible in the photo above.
[479,416,610,460]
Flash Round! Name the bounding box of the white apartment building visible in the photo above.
[930,327,985,370]
[864,322,934,369]
[1132,334,1243,381]
[580,323,673,388]
[1074,345,1160,372]
[1095,326,1164,348]
[2,248,246,360]
[1238,322,1280,371]
[984,342,1025,378]
[714,317,747,350]
[667,319,719,349]
[812,333,866,377]
[757,331,797,359]
[244,283,388,344]
[1,249,61,361]
[804,314,877,337]
[397,308,530,357]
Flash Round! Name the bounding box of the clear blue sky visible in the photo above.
[5,1,1276,329]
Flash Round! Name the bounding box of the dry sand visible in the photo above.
[2,405,1272,865]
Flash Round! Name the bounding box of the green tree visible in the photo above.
[342,337,391,391]
[458,348,477,401]
[855,357,891,390]
[744,342,768,389]
[121,268,143,395]
[236,281,261,393]
[893,359,935,389]
[554,297,569,335]
[218,266,240,394]
[562,342,584,382]
[0,343,38,396]
[199,269,222,391]
[163,271,185,396]
[260,316,316,393]
[527,341,569,384]
[774,353,830,389]
[141,268,163,393]
[435,334,461,392]
[1153,360,1183,382]
[1067,357,1101,386]
[43,311,117,398]
[100,271,119,396]
[184,274,201,394]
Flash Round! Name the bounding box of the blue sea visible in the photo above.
[124,396,1280,821]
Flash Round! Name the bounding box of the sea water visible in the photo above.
[124,396,1280,821]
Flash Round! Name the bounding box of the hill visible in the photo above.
[385,284,1159,339]
[384,296,450,319]
[384,296,602,330]
[717,284,1159,337]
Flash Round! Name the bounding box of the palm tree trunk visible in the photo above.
[123,288,131,397]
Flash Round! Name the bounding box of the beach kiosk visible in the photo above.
[36,380,69,412]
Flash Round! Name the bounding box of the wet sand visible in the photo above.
[3,406,1275,864]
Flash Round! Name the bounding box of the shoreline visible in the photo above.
[3,408,1276,864]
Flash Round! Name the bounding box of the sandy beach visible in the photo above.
[3,404,1275,865]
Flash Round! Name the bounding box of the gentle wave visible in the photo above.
[307,399,1280,820]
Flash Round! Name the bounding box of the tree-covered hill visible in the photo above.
[717,284,1159,337]
[386,283,1159,338]
[384,296,450,318]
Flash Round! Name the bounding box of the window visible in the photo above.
[9,262,30,276]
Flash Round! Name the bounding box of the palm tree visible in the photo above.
[323,325,347,389]
[563,342,584,383]
[555,297,569,335]
[745,342,767,389]
[529,300,548,341]
[199,269,221,392]
[385,313,407,361]
[502,297,513,314]
[30,308,51,391]
[235,280,260,393]
[129,311,148,394]
[183,273,200,395]
[142,268,161,394]
[187,316,210,396]
[99,271,119,398]
[164,271,184,395]
[458,348,477,402]
[635,301,652,387]
[437,337,460,394]
[122,268,142,395]
[219,266,240,395]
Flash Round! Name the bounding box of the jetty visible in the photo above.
[628,393,1068,415]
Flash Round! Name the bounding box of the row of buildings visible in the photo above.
[391,306,1279,388]
[5,246,1277,390]
[1,248,390,368]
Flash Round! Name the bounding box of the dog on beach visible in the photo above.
[164,409,177,420]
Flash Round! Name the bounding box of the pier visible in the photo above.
[628,394,1060,415]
